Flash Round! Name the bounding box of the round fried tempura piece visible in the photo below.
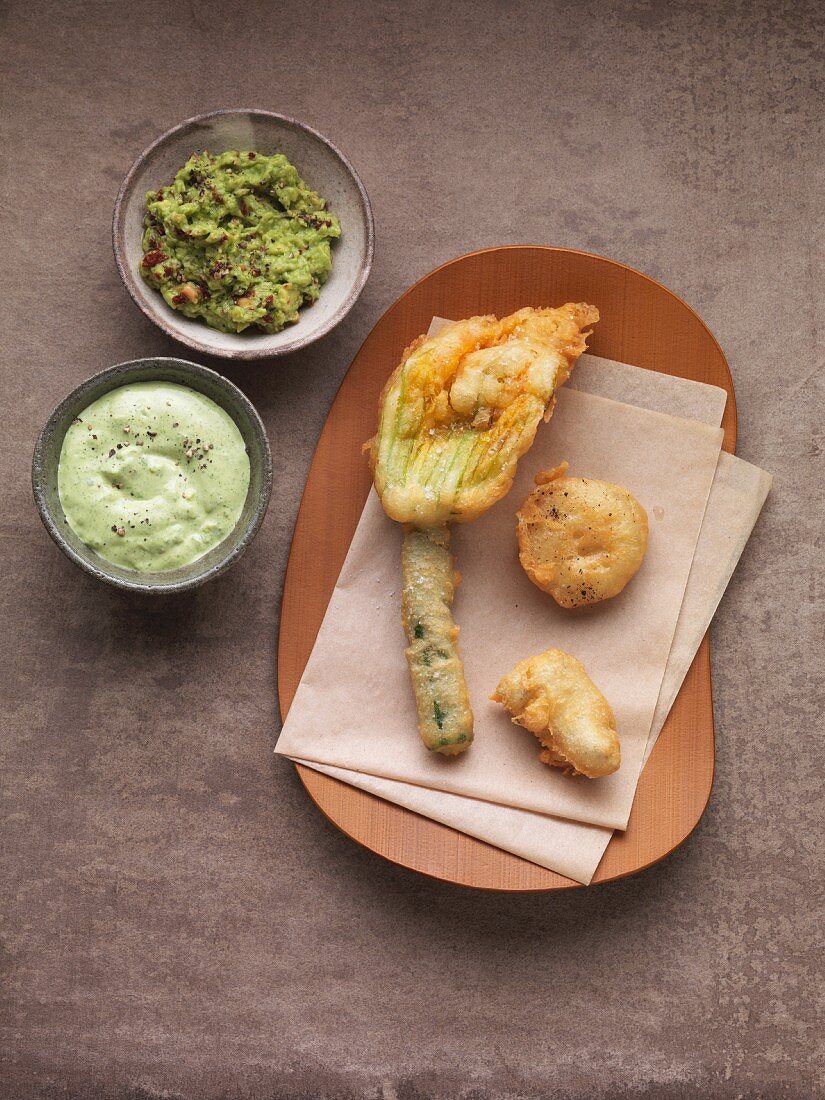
[516,463,648,608]
[492,649,620,778]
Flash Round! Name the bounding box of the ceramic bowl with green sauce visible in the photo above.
[113,109,374,360]
[33,358,272,593]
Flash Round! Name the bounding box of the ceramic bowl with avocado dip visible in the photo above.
[113,109,374,360]
[33,358,272,593]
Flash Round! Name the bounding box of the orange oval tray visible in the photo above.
[278,246,736,890]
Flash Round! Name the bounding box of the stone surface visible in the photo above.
[1,1,822,1097]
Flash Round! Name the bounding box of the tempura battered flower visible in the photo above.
[367,305,599,755]
[492,648,621,778]
[516,463,648,607]
[369,306,599,527]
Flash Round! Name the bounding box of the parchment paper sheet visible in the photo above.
[299,451,771,884]
[298,760,614,883]
[567,353,728,423]
[644,451,773,764]
[276,381,725,830]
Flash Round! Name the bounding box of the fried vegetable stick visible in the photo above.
[368,305,599,754]
[401,525,473,753]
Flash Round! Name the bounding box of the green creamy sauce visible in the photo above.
[140,150,341,334]
[58,382,250,572]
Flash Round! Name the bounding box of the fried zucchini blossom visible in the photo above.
[367,304,599,754]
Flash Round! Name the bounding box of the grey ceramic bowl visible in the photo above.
[32,358,272,593]
[113,108,374,360]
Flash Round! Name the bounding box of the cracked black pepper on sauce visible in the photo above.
[57,382,250,571]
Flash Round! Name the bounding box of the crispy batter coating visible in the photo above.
[369,305,598,755]
[492,648,621,778]
[516,463,648,608]
[368,305,599,528]
[401,525,473,754]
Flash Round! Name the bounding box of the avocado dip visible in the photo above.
[140,150,341,334]
[58,382,250,572]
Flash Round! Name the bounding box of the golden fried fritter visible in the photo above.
[516,463,648,608]
[492,648,621,778]
[368,305,599,755]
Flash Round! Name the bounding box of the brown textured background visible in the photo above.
[1,1,822,1097]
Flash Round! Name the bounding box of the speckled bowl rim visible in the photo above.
[112,108,375,361]
[32,357,273,594]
